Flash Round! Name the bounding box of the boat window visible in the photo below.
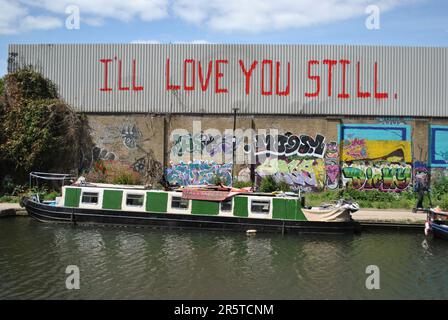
[126,194,144,207]
[81,192,98,204]
[171,196,189,209]
[251,199,270,214]
[220,199,232,212]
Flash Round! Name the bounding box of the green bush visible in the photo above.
[305,188,419,209]
[0,77,4,96]
[259,175,279,193]
[85,160,142,185]
[0,67,92,181]
[0,195,20,203]
[43,191,61,201]
[232,180,253,188]
[431,177,448,204]
[211,174,223,185]
[277,180,291,192]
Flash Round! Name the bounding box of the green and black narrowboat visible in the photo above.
[22,178,361,234]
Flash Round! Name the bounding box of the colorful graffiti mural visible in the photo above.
[324,141,340,189]
[171,132,241,157]
[165,160,233,186]
[243,132,326,158]
[430,125,448,168]
[339,124,412,191]
[250,133,339,191]
[341,162,412,191]
[256,158,327,190]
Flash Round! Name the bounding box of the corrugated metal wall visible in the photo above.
[7,44,448,117]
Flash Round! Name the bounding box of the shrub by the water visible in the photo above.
[258,175,291,193]
[84,160,141,185]
[258,176,278,193]
[0,66,92,186]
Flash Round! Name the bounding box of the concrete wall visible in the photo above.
[86,113,448,191]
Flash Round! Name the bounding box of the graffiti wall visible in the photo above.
[340,124,412,191]
[166,161,233,186]
[429,125,448,168]
[86,115,165,185]
[245,132,339,191]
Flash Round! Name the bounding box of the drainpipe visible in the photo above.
[231,107,239,186]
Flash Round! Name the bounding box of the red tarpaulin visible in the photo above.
[181,187,251,201]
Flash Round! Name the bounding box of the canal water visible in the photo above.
[1,217,447,299]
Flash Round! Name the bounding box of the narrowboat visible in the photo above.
[425,207,448,240]
[21,177,361,235]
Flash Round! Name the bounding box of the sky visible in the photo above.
[0,0,447,76]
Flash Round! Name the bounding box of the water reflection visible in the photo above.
[1,219,448,299]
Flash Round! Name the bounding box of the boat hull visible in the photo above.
[23,198,361,235]
[430,222,448,240]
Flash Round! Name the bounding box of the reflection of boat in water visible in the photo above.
[425,207,448,240]
[21,173,361,235]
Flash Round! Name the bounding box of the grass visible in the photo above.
[304,189,427,210]
[0,195,20,203]
[0,188,61,204]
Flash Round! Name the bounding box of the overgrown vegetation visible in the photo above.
[258,176,291,193]
[232,180,253,189]
[84,160,142,185]
[304,178,448,210]
[0,77,4,96]
[0,66,92,192]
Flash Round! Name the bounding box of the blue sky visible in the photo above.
[0,0,447,76]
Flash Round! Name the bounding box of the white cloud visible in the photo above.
[172,0,413,33]
[23,0,169,22]
[0,0,415,35]
[19,15,62,31]
[0,0,62,34]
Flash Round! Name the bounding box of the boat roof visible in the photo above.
[65,182,300,198]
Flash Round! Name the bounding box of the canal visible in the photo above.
[1,218,447,299]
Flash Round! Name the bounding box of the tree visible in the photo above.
[0,66,92,183]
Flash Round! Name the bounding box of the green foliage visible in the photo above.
[0,195,20,203]
[0,77,4,96]
[431,176,448,199]
[277,180,291,192]
[43,191,61,201]
[305,188,419,209]
[112,172,141,185]
[258,176,283,193]
[211,174,223,185]
[85,160,142,185]
[0,67,91,181]
[5,66,57,101]
[305,190,340,206]
[430,177,448,210]
[257,176,292,193]
[232,180,253,189]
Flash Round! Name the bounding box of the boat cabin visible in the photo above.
[58,184,307,221]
